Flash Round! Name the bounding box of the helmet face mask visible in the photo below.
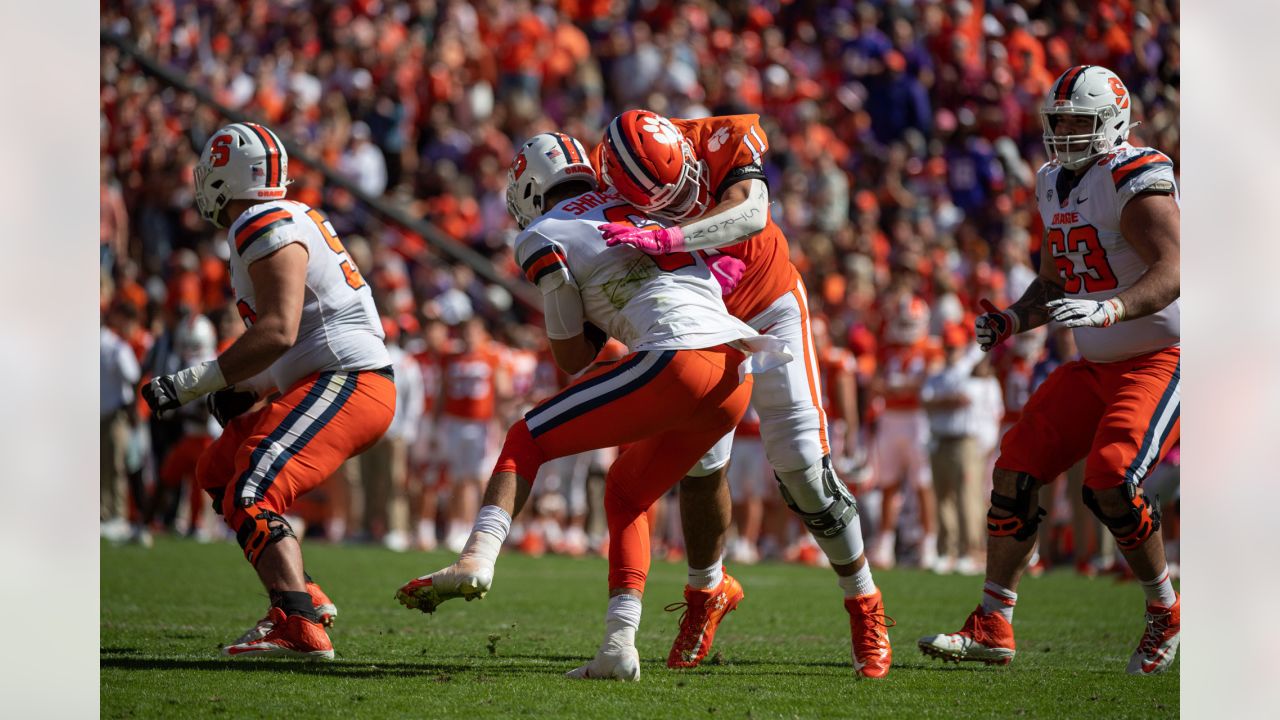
[1041,65,1132,171]
[505,132,597,230]
[601,110,710,222]
[194,123,289,228]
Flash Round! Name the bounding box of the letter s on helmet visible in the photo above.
[599,109,709,222]
[194,123,290,228]
[505,132,597,229]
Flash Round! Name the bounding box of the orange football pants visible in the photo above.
[495,346,753,591]
[996,346,1179,489]
[160,434,213,529]
[196,369,396,531]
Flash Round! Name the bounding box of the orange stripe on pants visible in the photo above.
[790,281,831,456]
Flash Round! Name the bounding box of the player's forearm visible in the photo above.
[215,318,295,387]
[677,179,769,251]
[1007,276,1066,332]
[1114,261,1179,321]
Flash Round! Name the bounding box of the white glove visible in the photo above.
[142,360,227,415]
[1045,297,1126,328]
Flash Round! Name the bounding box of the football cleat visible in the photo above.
[1127,596,1179,675]
[665,573,745,669]
[918,606,1017,665]
[845,589,895,678]
[565,645,641,681]
[396,562,493,613]
[232,581,337,645]
[223,608,335,660]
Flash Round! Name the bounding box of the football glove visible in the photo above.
[600,223,687,255]
[975,298,1019,352]
[706,254,746,296]
[207,387,258,428]
[141,360,227,415]
[1046,297,1126,328]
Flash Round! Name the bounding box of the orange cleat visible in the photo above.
[232,581,338,645]
[918,605,1016,665]
[1127,595,1179,675]
[845,589,894,678]
[223,608,335,660]
[665,573,745,668]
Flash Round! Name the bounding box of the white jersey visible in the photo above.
[514,189,779,357]
[1035,142,1180,362]
[227,199,390,391]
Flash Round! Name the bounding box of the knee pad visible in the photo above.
[1082,484,1161,551]
[493,420,547,483]
[987,472,1046,542]
[233,507,297,566]
[776,458,863,564]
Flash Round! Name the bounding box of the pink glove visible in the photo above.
[600,223,687,255]
[706,254,746,296]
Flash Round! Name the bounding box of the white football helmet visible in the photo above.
[194,123,290,228]
[175,312,218,363]
[505,132,597,229]
[1041,65,1133,170]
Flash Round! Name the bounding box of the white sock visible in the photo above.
[687,559,724,590]
[417,519,435,541]
[603,594,642,650]
[1140,567,1177,608]
[460,505,511,569]
[838,562,877,598]
[981,580,1017,622]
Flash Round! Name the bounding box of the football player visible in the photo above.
[596,110,891,677]
[918,65,1181,674]
[142,122,396,660]
[395,132,791,681]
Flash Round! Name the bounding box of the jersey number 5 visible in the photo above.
[602,205,696,272]
[304,209,367,290]
[1047,225,1118,293]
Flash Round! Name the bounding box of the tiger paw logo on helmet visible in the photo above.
[707,127,731,153]
[641,116,682,145]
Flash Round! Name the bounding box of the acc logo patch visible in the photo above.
[511,152,528,180]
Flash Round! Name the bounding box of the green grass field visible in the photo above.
[102,538,1178,719]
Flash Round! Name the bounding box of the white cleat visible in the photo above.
[396,563,493,614]
[565,645,641,681]
[1126,597,1180,675]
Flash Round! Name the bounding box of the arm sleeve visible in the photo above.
[678,178,771,252]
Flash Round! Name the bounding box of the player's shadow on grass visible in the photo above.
[101,655,574,678]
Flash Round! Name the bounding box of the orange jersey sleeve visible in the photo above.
[673,115,795,322]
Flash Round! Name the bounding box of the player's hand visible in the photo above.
[975,299,1019,352]
[141,361,226,416]
[600,223,686,255]
[207,387,258,428]
[1046,297,1126,328]
[706,254,746,296]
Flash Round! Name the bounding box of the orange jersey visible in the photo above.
[591,114,798,322]
[878,339,943,411]
[442,346,503,420]
[413,349,442,414]
[818,347,857,421]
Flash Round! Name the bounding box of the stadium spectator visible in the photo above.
[101,302,142,542]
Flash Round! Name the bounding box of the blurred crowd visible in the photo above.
[100,0,1180,575]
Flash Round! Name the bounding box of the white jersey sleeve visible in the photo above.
[1109,146,1177,211]
[227,200,391,390]
[515,231,583,340]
